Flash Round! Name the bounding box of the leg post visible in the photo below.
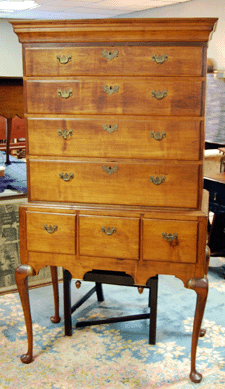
[148,275,158,345]
[187,276,208,383]
[63,269,72,336]
[15,264,36,364]
[96,282,104,302]
[50,266,61,323]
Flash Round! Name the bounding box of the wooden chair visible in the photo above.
[0,115,26,160]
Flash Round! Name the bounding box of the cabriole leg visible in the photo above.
[187,276,208,383]
[50,266,61,323]
[15,264,36,364]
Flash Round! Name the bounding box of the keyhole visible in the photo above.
[109,125,111,128]
[109,51,112,55]
[109,166,112,170]
[110,86,112,90]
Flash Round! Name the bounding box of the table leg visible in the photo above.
[63,269,72,336]
[6,118,12,165]
[15,264,36,364]
[187,276,208,383]
[50,266,61,323]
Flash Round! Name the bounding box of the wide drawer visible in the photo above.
[79,215,139,260]
[27,117,201,161]
[29,160,199,208]
[26,211,76,254]
[143,219,198,263]
[24,46,203,77]
[25,78,203,116]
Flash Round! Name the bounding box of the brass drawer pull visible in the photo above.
[151,90,167,100]
[149,176,165,185]
[102,124,118,134]
[58,129,73,140]
[43,225,58,234]
[150,131,166,141]
[152,54,168,64]
[162,232,178,242]
[56,55,72,64]
[101,226,116,236]
[102,50,119,61]
[59,172,74,182]
[103,85,119,95]
[57,89,73,99]
[102,165,118,175]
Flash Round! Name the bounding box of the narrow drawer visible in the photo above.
[143,219,198,263]
[79,215,139,260]
[26,211,76,254]
[25,78,203,116]
[24,46,203,77]
[29,160,199,209]
[27,117,201,161]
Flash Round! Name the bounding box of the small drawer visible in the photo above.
[29,160,199,209]
[24,46,203,77]
[25,77,203,116]
[143,219,198,263]
[26,211,76,254]
[79,215,139,260]
[27,117,201,161]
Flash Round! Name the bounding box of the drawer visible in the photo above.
[24,46,203,77]
[29,160,199,208]
[27,117,201,161]
[143,219,198,263]
[79,215,139,260]
[25,78,203,116]
[26,211,76,254]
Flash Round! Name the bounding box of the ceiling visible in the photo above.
[0,0,192,19]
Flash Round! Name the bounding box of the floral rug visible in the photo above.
[0,259,225,388]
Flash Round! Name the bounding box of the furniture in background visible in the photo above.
[204,70,225,261]
[204,170,225,257]
[0,151,27,195]
[0,116,26,159]
[64,269,158,345]
[11,18,217,383]
[0,77,25,164]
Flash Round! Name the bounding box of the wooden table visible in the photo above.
[0,77,24,164]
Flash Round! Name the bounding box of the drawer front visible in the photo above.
[29,160,199,208]
[28,118,201,161]
[143,219,198,263]
[24,46,203,77]
[26,211,76,254]
[25,78,203,116]
[79,215,139,260]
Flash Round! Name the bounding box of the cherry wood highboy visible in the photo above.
[11,18,217,383]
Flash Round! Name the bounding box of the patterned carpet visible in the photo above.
[0,259,224,388]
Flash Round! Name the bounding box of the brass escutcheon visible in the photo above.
[59,172,74,182]
[101,226,116,236]
[151,90,167,100]
[102,124,118,134]
[57,89,73,99]
[102,165,118,175]
[150,131,166,141]
[56,55,72,64]
[102,50,119,60]
[151,54,168,64]
[149,176,165,185]
[43,225,58,234]
[58,129,73,140]
[162,232,178,242]
[103,85,119,95]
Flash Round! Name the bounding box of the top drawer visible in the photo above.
[24,46,203,77]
